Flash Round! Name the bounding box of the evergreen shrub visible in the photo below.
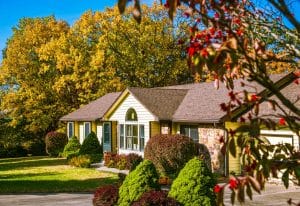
[79,131,102,163]
[144,134,197,177]
[118,160,160,206]
[62,136,81,159]
[45,131,68,157]
[169,157,217,206]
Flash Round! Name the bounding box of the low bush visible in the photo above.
[104,152,143,171]
[68,155,91,168]
[144,134,197,178]
[62,136,81,159]
[118,160,160,206]
[104,152,117,167]
[126,153,143,171]
[93,184,119,206]
[23,139,46,156]
[132,190,180,206]
[6,145,27,157]
[45,131,68,157]
[79,132,102,163]
[169,157,216,206]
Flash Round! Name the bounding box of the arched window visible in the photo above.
[119,108,145,151]
[126,108,138,121]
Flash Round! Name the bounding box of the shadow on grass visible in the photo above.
[0,177,118,193]
[0,156,68,171]
[0,171,59,179]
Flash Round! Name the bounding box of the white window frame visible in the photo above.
[119,108,145,152]
[67,122,74,138]
[84,122,91,138]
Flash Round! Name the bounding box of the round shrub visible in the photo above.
[132,190,180,206]
[169,157,217,206]
[144,134,197,177]
[118,160,160,206]
[62,136,81,159]
[45,131,68,157]
[93,184,119,206]
[79,131,102,163]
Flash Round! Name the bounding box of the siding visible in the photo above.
[225,122,242,175]
[112,121,117,153]
[150,121,161,137]
[108,93,157,155]
[74,121,79,139]
[96,124,103,145]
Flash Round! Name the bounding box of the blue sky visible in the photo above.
[0,0,299,61]
[0,0,118,60]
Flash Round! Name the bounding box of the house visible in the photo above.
[60,72,300,175]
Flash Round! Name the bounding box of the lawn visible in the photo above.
[0,156,118,193]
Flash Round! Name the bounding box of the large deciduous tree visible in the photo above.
[0,16,69,135]
[96,4,193,87]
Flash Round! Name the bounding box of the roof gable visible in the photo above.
[128,88,188,120]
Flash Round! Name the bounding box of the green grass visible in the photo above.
[0,156,118,193]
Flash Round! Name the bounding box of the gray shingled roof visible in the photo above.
[60,92,121,121]
[60,73,298,123]
[172,74,296,123]
[128,88,188,120]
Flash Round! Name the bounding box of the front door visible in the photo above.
[103,122,112,152]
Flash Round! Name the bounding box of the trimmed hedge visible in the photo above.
[132,190,180,206]
[144,134,197,178]
[45,131,68,157]
[169,157,217,206]
[79,132,102,163]
[93,184,119,206]
[62,136,81,159]
[118,160,160,206]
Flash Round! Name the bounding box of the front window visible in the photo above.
[180,125,199,142]
[67,122,74,138]
[84,122,91,138]
[119,108,145,151]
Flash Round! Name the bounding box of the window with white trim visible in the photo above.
[67,122,74,138]
[180,125,199,142]
[119,108,145,151]
[84,122,91,138]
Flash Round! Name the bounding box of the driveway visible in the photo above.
[0,183,299,206]
[0,193,93,206]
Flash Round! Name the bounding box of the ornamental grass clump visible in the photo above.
[118,160,160,206]
[169,157,217,206]
[144,134,197,178]
[79,131,102,163]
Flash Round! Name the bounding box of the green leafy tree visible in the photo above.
[0,16,69,137]
[96,4,193,87]
[118,160,160,206]
[169,157,216,206]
